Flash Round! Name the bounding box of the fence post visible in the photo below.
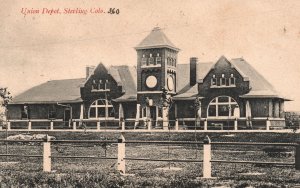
[147,121,151,130]
[43,135,51,172]
[97,120,101,130]
[122,120,125,131]
[296,143,300,170]
[175,119,179,131]
[204,119,208,131]
[28,121,32,130]
[7,121,11,130]
[203,135,212,178]
[50,121,54,130]
[234,118,238,130]
[117,133,126,174]
[266,118,271,130]
[73,121,76,130]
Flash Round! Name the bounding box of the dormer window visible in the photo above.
[220,74,226,86]
[141,54,147,65]
[92,79,110,92]
[99,80,104,89]
[230,74,235,85]
[105,80,109,90]
[92,80,97,90]
[211,75,217,86]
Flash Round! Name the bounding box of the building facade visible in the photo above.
[6,27,289,130]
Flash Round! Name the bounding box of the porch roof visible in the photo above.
[10,78,85,104]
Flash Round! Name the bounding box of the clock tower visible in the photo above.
[135,27,180,129]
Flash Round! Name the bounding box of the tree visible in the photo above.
[0,88,12,125]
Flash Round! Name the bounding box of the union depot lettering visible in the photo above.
[7,27,290,130]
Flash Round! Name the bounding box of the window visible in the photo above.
[99,80,104,90]
[92,80,98,90]
[211,74,236,88]
[207,96,239,117]
[167,58,170,66]
[140,107,148,118]
[48,105,56,119]
[155,53,161,65]
[230,74,235,85]
[149,54,154,64]
[92,80,110,91]
[211,75,217,86]
[21,105,29,119]
[141,54,147,65]
[171,58,175,66]
[158,107,162,118]
[89,99,115,118]
[105,80,109,90]
[220,74,226,86]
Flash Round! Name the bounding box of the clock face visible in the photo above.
[146,75,157,88]
[167,76,174,91]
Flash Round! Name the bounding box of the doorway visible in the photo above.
[64,108,72,127]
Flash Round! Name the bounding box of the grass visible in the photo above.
[0,131,300,187]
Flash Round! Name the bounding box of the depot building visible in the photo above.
[6,27,289,130]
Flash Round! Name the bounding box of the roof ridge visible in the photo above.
[48,78,85,82]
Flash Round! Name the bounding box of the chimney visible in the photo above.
[86,65,96,79]
[190,57,198,86]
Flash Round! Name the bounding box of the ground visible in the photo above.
[0,131,300,187]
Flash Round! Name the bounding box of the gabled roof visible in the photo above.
[135,27,179,51]
[174,62,214,100]
[230,58,288,99]
[109,65,137,101]
[10,78,85,104]
[230,58,276,93]
[10,65,138,105]
[174,56,287,100]
[10,56,287,105]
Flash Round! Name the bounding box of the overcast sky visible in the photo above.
[0,0,299,111]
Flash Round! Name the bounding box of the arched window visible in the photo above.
[207,96,239,117]
[89,99,115,119]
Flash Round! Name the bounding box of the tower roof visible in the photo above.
[135,27,179,51]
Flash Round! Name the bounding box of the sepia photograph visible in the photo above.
[0,0,300,187]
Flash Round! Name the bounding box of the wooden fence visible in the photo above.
[0,134,299,178]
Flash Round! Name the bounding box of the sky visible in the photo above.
[0,0,299,111]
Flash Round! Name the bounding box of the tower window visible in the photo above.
[149,57,154,64]
[155,53,161,64]
[167,58,172,66]
[141,54,147,65]
[149,54,154,64]
[171,58,175,66]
